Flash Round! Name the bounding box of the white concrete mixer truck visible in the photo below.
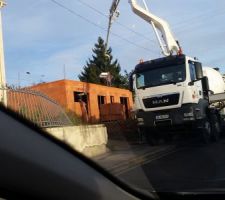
[127,0,225,144]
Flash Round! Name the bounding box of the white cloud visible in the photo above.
[3,0,225,85]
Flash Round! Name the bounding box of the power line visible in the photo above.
[76,0,225,50]
[50,0,158,54]
[162,7,225,37]
[131,6,224,42]
[50,0,106,32]
[76,0,156,45]
[110,31,156,53]
[173,8,223,30]
[77,0,107,18]
[77,0,221,52]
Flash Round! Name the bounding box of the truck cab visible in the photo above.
[131,54,210,131]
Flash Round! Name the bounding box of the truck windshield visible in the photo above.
[136,64,186,89]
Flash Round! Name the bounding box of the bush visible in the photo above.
[66,110,83,125]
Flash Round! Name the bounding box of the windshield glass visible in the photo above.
[136,64,186,89]
[1,0,225,198]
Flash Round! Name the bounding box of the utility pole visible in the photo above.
[0,0,6,106]
[105,0,120,51]
[18,72,20,87]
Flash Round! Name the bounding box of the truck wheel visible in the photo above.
[201,120,212,144]
[144,129,159,146]
[137,127,146,143]
[211,116,221,142]
[163,134,173,144]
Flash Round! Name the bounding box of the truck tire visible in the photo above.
[143,128,159,146]
[201,120,212,144]
[163,134,173,144]
[211,115,221,142]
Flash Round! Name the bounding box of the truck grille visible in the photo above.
[155,120,172,127]
[143,93,180,108]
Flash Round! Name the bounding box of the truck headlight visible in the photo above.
[184,112,194,117]
[137,118,144,122]
[183,117,195,121]
[184,106,194,117]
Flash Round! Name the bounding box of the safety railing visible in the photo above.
[0,86,72,128]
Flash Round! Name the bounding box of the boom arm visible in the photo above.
[129,0,182,56]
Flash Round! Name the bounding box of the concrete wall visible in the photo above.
[64,80,133,122]
[46,124,108,157]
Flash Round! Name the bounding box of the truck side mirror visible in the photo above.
[201,76,209,93]
[195,62,203,79]
[129,73,134,91]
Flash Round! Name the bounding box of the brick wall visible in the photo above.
[30,80,133,123]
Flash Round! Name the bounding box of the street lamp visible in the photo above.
[18,71,31,87]
[18,72,45,87]
[40,74,45,83]
[99,72,113,86]
[26,72,45,84]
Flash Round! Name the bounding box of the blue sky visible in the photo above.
[2,0,225,86]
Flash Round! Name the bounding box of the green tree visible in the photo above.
[79,37,127,88]
[121,70,131,89]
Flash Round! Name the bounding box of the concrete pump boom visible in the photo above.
[129,0,182,56]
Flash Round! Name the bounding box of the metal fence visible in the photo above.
[0,87,72,128]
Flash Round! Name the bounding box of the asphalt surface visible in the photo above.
[118,139,225,193]
[95,135,225,195]
[96,140,176,175]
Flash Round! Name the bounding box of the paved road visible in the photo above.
[118,139,225,193]
[95,136,225,194]
[95,140,176,175]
